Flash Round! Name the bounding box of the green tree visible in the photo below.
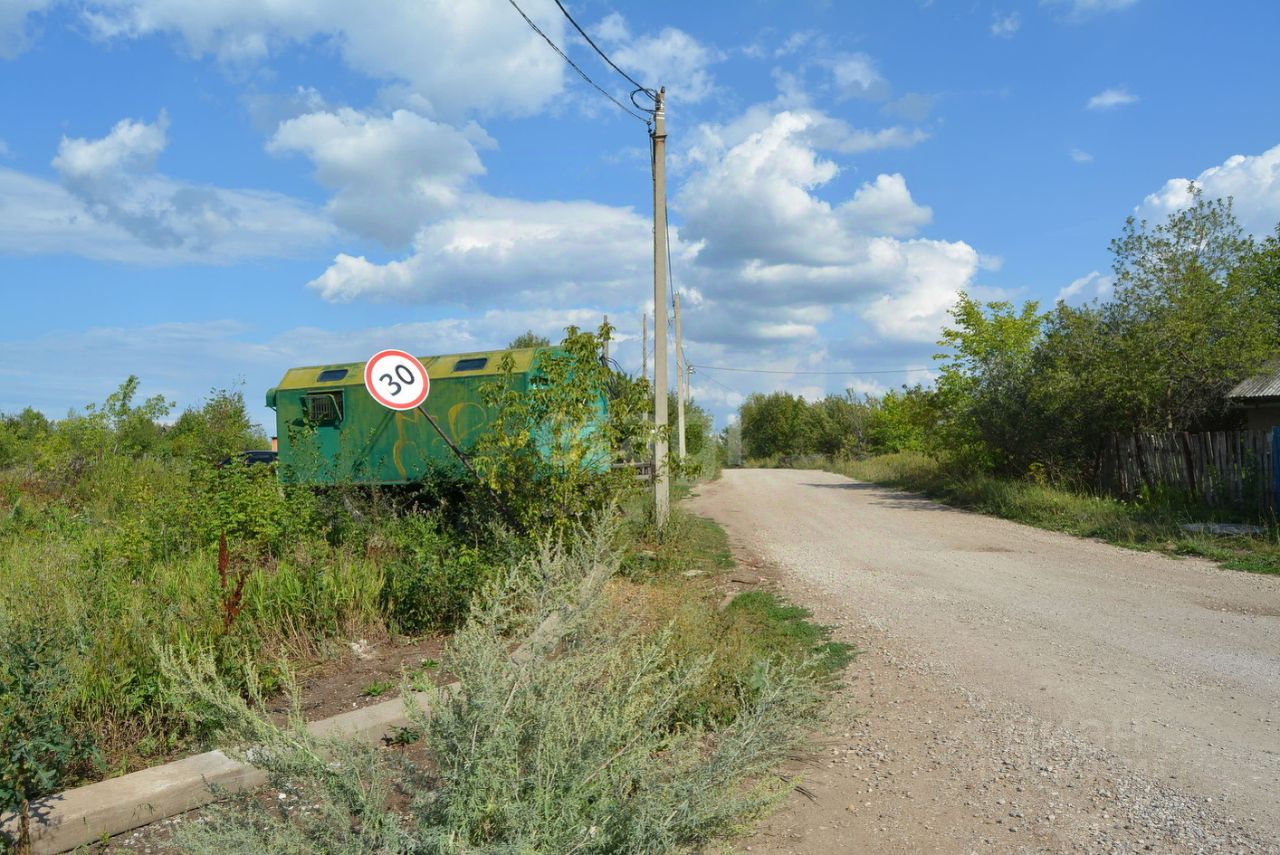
[508,331,551,349]
[168,387,268,462]
[739,392,812,459]
[865,386,938,454]
[933,293,1046,471]
[474,323,648,533]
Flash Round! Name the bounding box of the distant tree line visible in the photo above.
[737,190,1280,484]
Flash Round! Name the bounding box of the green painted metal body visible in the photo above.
[270,343,555,483]
[266,346,602,486]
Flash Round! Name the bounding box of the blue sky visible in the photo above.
[2,0,1279,431]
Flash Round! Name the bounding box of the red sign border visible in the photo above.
[364,349,430,411]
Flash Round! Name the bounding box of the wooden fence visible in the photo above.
[1097,429,1279,512]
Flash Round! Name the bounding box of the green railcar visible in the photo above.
[267,346,593,485]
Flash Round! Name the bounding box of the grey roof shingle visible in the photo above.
[1229,361,1280,400]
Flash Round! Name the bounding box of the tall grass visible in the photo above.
[829,452,1280,574]
[167,520,833,855]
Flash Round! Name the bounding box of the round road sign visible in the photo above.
[364,349,430,411]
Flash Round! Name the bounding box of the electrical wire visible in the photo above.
[689,364,933,376]
[503,0,651,123]
[551,0,658,101]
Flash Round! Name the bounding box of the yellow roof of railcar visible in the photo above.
[272,346,545,392]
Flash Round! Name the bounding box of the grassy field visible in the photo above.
[824,452,1280,575]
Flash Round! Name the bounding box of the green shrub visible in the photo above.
[381,516,497,634]
[0,623,95,854]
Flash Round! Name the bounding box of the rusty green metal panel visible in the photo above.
[267,346,609,486]
[268,347,544,485]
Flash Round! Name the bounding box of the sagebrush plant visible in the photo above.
[166,520,829,855]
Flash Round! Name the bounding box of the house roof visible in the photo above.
[1228,361,1280,401]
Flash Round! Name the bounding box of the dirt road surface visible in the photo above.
[689,469,1280,854]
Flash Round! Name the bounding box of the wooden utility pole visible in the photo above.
[602,314,609,361]
[652,88,670,529]
[674,291,686,461]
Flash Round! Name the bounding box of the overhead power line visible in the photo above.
[690,364,933,376]
[503,0,651,123]
[551,0,658,101]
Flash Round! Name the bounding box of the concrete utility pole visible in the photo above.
[652,87,670,529]
[674,291,686,461]
[642,312,648,384]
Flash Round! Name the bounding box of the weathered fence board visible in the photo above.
[1098,428,1276,512]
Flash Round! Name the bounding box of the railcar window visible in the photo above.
[453,357,489,372]
[301,391,344,424]
[317,368,349,382]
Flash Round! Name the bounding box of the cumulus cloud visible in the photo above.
[679,111,936,270]
[268,107,489,247]
[1136,143,1280,237]
[78,0,569,118]
[0,114,332,263]
[674,109,979,345]
[843,173,933,237]
[1056,270,1114,304]
[991,13,1020,38]
[1086,86,1138,110]
[1070,147,1094,163]
[307,195,657,306]
[593,13,721,104]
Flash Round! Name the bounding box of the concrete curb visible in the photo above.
[2,688,435,854]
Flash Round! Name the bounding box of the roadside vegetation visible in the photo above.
[0,324,846,853]
[732,193,1280,573]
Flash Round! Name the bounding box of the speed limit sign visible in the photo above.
[364,349,430,411]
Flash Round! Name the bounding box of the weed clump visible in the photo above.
[167,522,831,855]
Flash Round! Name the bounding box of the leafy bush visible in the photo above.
[0,623,95,854]
[381,516,498,634]
[472,323,649,534]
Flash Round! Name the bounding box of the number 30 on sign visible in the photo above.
[364,349,430,411]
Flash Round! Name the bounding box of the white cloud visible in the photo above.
[79,0,570,118]
[991,13,1020,38]
[1070,147,1094,163]
[307,195,657,306]
[47,112,334,257]
[593,14,721,104]
[674,109,980,345]
[0,115,332,263]
[1044,0,1139,20]
[843,173,933,237]
[1056,270,1113,304]
[1137,143,1280,237]
[679,111,935,271]
[829,53,890,101]
[267,107,489,247]
[859,239,981,341]
[1086,86,1138,110]
[0,0,54,58]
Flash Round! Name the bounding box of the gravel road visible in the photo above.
[688,469,1280,854]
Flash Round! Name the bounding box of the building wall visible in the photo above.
[1243,404,1280,432]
